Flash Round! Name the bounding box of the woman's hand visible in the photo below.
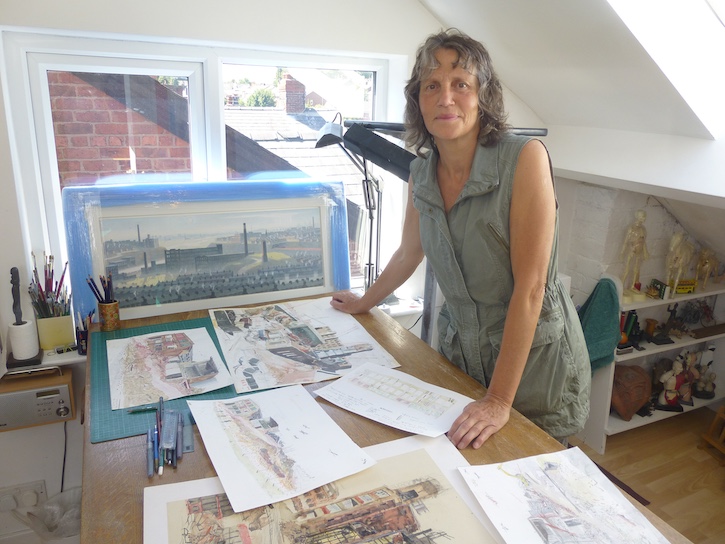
[329,290,372,314]
[447,394,511,449]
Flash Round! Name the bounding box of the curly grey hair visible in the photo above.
[404,28,509,157]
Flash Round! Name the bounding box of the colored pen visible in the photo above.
[87,276,104,303]
[153,424,159,475]
[146,428,154,477]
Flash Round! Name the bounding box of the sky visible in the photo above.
[101,208,321,242]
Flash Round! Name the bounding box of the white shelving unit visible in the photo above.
[577,276,725,454]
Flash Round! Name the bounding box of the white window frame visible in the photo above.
[1,28,398,278]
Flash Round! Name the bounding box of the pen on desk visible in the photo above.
[146,429,153,478]
[153,424,159,475]
[127,405,158,414]
[176,412,183,460]
[156,408,162,471]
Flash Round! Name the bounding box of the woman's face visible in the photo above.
[419,48,480,145]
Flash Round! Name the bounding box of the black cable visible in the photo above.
[61,421,68,492]
[407,313,423,331]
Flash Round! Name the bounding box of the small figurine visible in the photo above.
[651,303,678,345]
[619,209,649,292]
[693,344,717,399]
[695,247,719,289]
[10,266,24,325]
[694,372,717,399]
[665,232,695,298]
[676,349,699,406]
[656,358,685,412]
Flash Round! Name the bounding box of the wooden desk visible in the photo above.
[80,304,689,543]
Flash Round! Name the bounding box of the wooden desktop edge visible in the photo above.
[79,298,690,544]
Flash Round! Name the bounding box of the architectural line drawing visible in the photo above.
[459,447,669,544]
[188,384,375,513]
[349,367,458,417]
[106,327,233,410]
[316,363,473,437]
[209,297,399,394]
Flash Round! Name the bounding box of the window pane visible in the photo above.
[47,71,192,189]
[222,65,376,284]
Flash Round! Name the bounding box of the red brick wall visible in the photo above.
[48,72,191,188]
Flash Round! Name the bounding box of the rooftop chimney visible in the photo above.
[279,74,306,114]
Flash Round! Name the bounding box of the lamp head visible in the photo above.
[315,112,344,148]
[315,121,344,148]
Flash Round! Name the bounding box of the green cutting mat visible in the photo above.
[89,317,238,444]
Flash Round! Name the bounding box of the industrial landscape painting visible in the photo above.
[101,206,324,311]
[62,180,350,321]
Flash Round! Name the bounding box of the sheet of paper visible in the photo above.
[187,384,375,513]
[144,435,501,544]
[208,297,399,394]
[106,327,233,410]
[459,446,669,544]
[315,362,474,436]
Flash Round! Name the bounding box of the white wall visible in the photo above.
[548,125,725,209]
[0,1,444,539]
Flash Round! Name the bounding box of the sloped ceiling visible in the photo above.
[418,0,725,256]
[418,0,710,138]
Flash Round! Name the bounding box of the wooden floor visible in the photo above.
[570,406,725,544]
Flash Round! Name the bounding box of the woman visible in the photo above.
[331,29,590,449]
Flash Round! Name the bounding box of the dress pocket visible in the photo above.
[489,308,575,418]
[437,305,464,369]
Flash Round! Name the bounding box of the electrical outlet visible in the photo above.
[0,481,46,512]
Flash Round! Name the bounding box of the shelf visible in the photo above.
[606,390,725,435]
[616,330,725,362]
[41,348,86,367]
[620,281,725,312]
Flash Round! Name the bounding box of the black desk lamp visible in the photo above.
[316,115,414,292]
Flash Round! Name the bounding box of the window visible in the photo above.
[48,71,193,188]
[221,64,378,282]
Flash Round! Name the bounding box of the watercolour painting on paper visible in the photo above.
[187,385,375,513]
[209,296,399,393]
[106,327,233,410]
[459,447,668,544]
[144,437,497,544]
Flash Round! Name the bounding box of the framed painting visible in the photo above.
[63,178,350,321]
